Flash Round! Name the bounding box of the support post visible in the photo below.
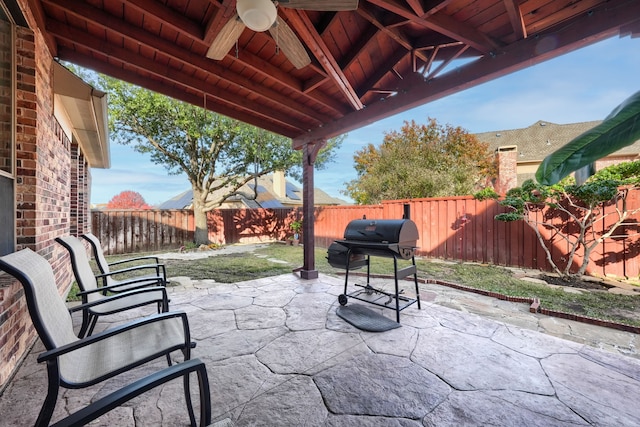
[300,140,325,279]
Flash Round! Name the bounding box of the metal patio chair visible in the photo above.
[58,234,165,292]
[56,235,169,337]
[82,232,168,288]
[0,248,211,427]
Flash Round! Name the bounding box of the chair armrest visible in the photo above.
[38,311,190,363]
[99,263,166,278]
[95,271,165,290]
[69,286,168,312]
[108,255,160,267]
[75,279,162,296]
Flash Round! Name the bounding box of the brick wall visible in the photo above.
[0,3,84,390]
[70,142,90,237]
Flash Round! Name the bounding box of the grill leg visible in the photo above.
[412,256,421,309]
[393,256,400,323]
[343,249,351,296]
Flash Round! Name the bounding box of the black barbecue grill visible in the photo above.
[328,218,421,323]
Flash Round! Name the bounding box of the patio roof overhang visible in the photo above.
[30,0,640,145]
[26,0,640,278]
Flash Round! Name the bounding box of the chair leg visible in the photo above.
[35,361,61,427]
[182,363,212,427]
[184,372,197,427]
[77,310,90,339]
[196,366,212,427]
[86,315,99,337]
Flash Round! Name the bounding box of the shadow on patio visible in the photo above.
[2,273,640,426]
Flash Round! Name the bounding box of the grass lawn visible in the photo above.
[75,243,640,328]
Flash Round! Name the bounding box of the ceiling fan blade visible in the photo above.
[269,16,311,69]
[206,15,245,60]
[278,0,358,11]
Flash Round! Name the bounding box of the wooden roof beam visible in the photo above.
[421,0,455,18]
[338,25,379,71]
[284,9,364,110]
[202,0,235,45]
[424,44,470,80]
[26,0,57,56]
[503,0,527,40]
[123,0,203,39]
[367,0,500,54]
[356,48,408,98]
[357,5,431,63]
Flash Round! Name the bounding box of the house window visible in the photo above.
[0,3,15,256]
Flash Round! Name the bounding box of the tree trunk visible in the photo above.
[192,192,210,245]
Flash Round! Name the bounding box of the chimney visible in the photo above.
[495,146,518,194]
[273,170,286,198]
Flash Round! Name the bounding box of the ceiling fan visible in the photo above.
[206,0,358,69]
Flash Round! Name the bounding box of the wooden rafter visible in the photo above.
[367,0,500,54]
[284,9,364,110]
[202,0,236,45]
[421,0,454,18]
[356,48,408,98]
[123,0,203,39]
[503,0,527,40]
[424,44,470,80]
[357,4,431,63]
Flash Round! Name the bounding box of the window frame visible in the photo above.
[0,0,16,256]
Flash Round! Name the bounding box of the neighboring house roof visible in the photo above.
[157,190,194,209]
[476,120,640,188]
[158,173,348,209]
[476,120,607,162]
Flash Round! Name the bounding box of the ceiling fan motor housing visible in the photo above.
[237,0,278,32]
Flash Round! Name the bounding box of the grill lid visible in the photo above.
[342,219,418,245]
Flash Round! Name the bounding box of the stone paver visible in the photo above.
[1,273,640,426]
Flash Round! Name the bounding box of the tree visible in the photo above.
[106,191,151,209]
[344,118,496,204]
[95,75,342,244]
[475,161,640,277]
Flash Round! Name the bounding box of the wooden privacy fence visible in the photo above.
[92,193,640,278]
[91,208,300,255]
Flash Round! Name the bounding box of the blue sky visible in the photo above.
[91,35,640,206]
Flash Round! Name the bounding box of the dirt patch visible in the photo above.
[538,274,615,291]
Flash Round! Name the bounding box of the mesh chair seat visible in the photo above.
[58,314,187,386]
